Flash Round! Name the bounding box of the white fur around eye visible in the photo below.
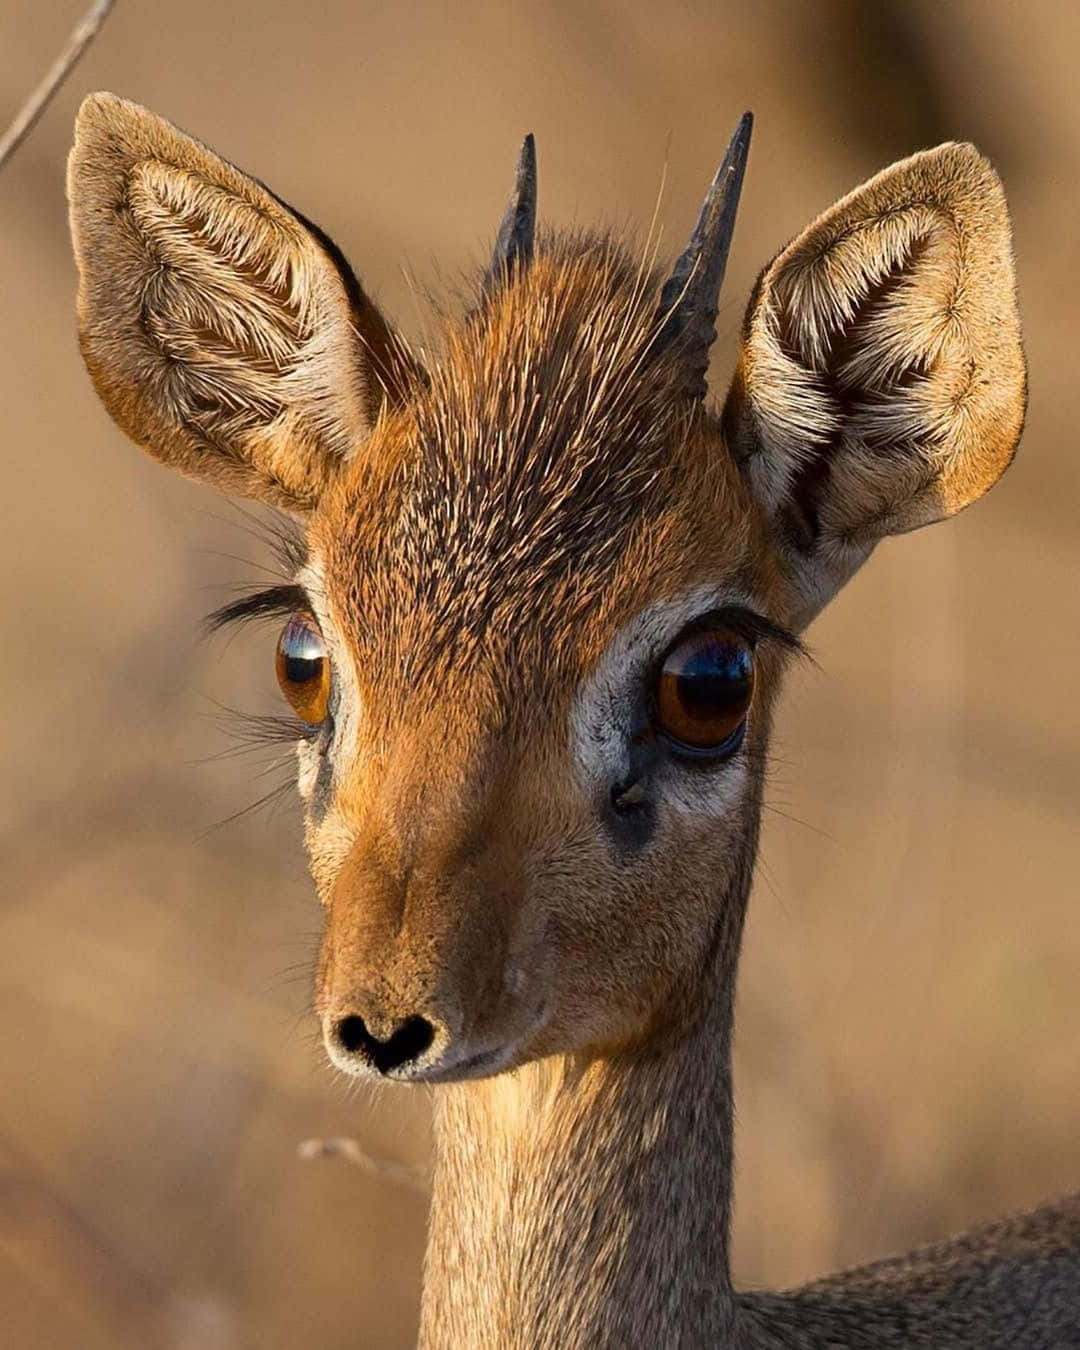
[570,585,754,818]
[296,736,321,802]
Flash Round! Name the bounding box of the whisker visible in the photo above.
[195,778,296,840]
[194,549,292,582]
[761,802,833,841]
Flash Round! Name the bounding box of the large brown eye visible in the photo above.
[275,613,330,725]
[655,629,754,756]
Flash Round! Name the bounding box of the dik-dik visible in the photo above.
[68,94,1079,1347]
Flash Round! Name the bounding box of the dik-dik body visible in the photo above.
[68,94,1079,1346]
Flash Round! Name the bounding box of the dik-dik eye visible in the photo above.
[653,628,754,757]
[275,613,330,725]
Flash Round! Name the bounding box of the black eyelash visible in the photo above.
[204,583,311,635]
[671,605,809,659]
[192,512,320,828]
[198,500,309,635]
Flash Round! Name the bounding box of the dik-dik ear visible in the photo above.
[68,93,412,515]
[723,143,1025,628]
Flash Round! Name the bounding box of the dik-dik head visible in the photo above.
[69,95,1024,1081]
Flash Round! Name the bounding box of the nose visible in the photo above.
[328,1012,436,1075]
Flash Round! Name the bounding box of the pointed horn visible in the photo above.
[487,133,536,286]
[657,112,753,400]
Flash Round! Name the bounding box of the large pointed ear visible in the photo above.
[723,142,1025,628]
[68,93,414,515]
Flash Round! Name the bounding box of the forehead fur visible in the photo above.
[314,231,752,702]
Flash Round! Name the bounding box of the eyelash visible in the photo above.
[205,583,310,635]
[682,606,805,654]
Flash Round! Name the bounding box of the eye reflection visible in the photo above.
[654,629,754,756]
[275,613,330,725]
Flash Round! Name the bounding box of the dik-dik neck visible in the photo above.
[420,985,739,1348]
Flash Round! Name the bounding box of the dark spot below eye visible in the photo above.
[608,778,655,853]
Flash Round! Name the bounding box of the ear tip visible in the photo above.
[916,139,1002,188]
[71,92,162,172]
[75,90,137,133]
[70,93,134,211]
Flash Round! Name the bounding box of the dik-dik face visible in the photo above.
[69,96,1024,1081]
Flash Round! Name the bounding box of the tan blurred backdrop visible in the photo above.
[2,2,1078,1346]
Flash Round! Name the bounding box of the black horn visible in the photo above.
[487,133,537,286]
[657,112,753,400]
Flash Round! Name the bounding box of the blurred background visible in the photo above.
[2,1,1078,1346]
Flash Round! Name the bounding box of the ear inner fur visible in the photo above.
[724,142,1025,627]
[67,92,408,514]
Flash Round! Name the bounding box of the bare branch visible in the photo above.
[297,1136,430,1192]
[0,0,116,173]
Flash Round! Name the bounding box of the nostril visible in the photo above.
[386,1015,435,1067]
[336,1014,370,1055]
[332,1013,435,1074]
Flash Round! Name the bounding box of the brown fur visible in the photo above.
[68,94,1077,1348]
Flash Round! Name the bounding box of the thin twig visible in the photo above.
[297,1136,430,1192]
[0,0,116,172]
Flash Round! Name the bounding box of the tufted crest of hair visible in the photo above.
[67,93,414,515]
[318,232,715,695]
[723,142,1025,622]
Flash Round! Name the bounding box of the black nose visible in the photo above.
[332,1013,435,1074]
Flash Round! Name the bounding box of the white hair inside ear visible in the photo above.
[724,141,1024,629]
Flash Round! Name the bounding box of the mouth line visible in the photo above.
[400,1005,549,1084]
[405,1043,509,1084]
[424,1000,550,1083]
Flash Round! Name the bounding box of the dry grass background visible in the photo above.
[1,2,1078,1346]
